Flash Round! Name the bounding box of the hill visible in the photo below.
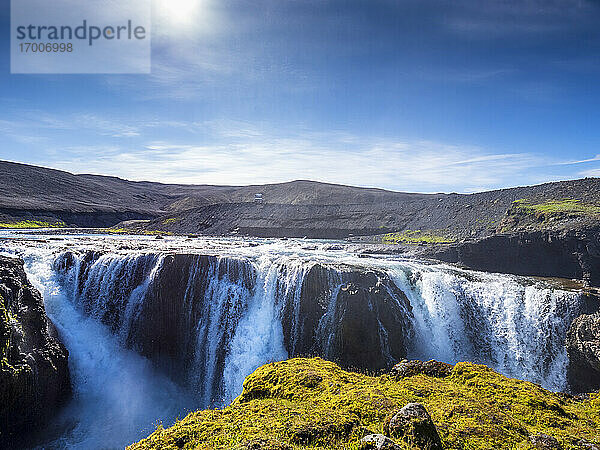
[3,160,600,238]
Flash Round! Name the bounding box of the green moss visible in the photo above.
[381,230,455,245]
[0,220,66,229]
[104,228,173,236]
[0,293,28,377]
[513,199,600,217]
[129,358,600,450]
[162,218,179,225]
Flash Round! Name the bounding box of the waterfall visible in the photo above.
[0,236,587,447]
[387,261,583,391]
[16,249,193,450]
[52,251,302,407]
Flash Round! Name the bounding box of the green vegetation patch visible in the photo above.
[129,358,600,450]
[104,227,173,236]
[381,230,455,245]
[0,220,66,229]
[513,199,600,217]
[162,218,179,225]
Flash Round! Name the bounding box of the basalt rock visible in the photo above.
[126,254,256,387]
[390,359,453,379]
[282,264,414,371]
[359,434,402,450]
[431,229,600,287]
[529,433,563,449]
[0,256,71,445]
[566,311,600,392]
[62,252,415,393]
[384,403,443,450]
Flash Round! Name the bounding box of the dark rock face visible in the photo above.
[281,265,414,371]
[390,360,453,379]
[0,256,71,445]
[432,229,600,287]
[384,403,443,450]
[130,254,256,388]
[566,311,600,392]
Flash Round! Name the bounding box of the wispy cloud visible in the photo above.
[0,111,142,138]
[32,119,580,193]
[556,154,600,165]
[2,110,597,193]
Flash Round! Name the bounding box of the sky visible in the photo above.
[1,0,600,193]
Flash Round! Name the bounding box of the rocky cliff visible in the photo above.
[0,256,71,445]
[429,228,600,287]
[566,311,600,393]
[50,247,592,404]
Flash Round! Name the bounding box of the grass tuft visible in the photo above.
[381,230,455,245]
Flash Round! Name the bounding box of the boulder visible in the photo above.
[360,434,402,450]
[529,433,563,449]
[391,359,453,379]
[384,403,443,450]
[577,439,600,450]
[281,265,414,371]
[566,311,600,392]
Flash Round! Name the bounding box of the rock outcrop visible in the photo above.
[529,433,563,449]
[360,434,402,449]
[566,311,600,392]
[282,265,413,371]
[0,256,71,445]
[390,360,453,379]
[431,229,600,287]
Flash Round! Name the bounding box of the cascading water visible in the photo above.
[387,261,583,391]
[15,249,193,450]
[0,232,588,448]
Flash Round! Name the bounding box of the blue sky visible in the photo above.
[1,0,600,193]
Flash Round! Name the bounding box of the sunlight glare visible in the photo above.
[156,0,201,25]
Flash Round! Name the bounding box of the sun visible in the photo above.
[156,0,201,25]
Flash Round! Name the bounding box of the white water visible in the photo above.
[387,261,582,391]
[0,232,586,447]
[17,249,194,450]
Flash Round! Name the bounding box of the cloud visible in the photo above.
[35,120,567,193]
[556,154,600,165]
[1,112,593,193]
[579,168,600,178]
[0,111,142,138]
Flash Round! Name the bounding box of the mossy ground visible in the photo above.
[499,199,600,232]
[0,220,66,229]
[129,358,600,450]
[512,199,600,217]
[105,227,173,236]
[381,230,455,245]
